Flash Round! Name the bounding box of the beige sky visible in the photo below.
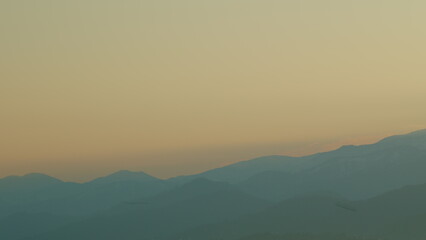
[1,0,425,181]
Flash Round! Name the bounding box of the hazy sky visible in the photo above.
[1,0,425,181]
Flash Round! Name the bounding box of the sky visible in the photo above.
[1,0,426,182]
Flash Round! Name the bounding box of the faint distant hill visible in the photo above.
[170,129,426,200]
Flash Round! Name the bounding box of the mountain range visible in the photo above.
[2,129,426,239]
[173,129,426,200]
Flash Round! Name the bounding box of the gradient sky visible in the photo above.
[1,0,426,181]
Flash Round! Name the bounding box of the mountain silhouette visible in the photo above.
[0,170,171,218]
[171,129,426,200]
[178,180,426,240]
[0,173,62,193]
[3,129,426,240]
[25,178,270,240]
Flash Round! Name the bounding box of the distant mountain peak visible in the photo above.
[109,170,150,177]
[88,170,160,185]
[0,173,62,192]
[336,144,357,150]
[23,172,55,178]
[1,173,61,182]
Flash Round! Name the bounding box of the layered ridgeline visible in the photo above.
[15,177,426,240]
[176,182,426,240]
[24,179,270,240]
[171,129,426,200]
[0,170,170,240]
[0,170,169,217]
[1,129,426,240]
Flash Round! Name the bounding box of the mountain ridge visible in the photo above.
[3,129,426,184]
